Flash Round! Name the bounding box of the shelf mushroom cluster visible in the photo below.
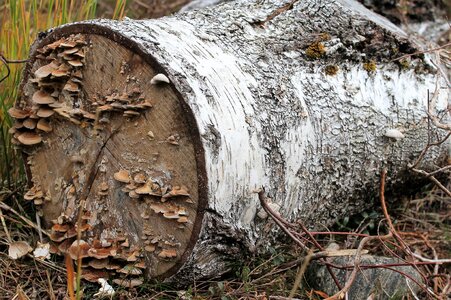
[114,170,191,224]
[9,34,154,147]
[29,169,193,287]
[47,212,147,287]
[14,33,191,287]
[8,34,88,146]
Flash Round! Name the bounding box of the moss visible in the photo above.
[391,47,399,55]
[363,60,377,73]
[306,42,326,59]
[325,65,339,76]
[398,58,410,70]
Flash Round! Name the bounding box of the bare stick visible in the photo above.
[0,201,51,238]
[289,248,313,298]
[0,207,12,243]
[257,188,343,290]
[0,54,29,84]
[257,189,308,251]
[392,42,451,62]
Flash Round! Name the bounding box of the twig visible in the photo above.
[427,74,451,131]
[411,168,451,197]
[0,54,29,84]
[324,169,393,300]
[0,207,12,243]
[251,249,369,285]
[331,261,447,269]
[257,189,343,290]
[289,248,313,298]
[406,278,421,300]
[269,296,302,300]
[0,201,51,238]
[258,189,308,251]
[392,42,451,62]
[309,231,370,238]
[409,132,451,170]
[409,253,451,264]
[35,212,43,243]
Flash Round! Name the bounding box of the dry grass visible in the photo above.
[393,184,451,298]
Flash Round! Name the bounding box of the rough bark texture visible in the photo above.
[14,0,449,285]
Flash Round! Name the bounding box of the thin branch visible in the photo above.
[392,42,451,62]
[257,190,308,251]
[0,53,29,84]
[289,248,313,298]
[324,169,393,300]
[0,201,51,238]
[257,188,343,290]
[408,132,451,170]
[251,249,369,285]
[410,169,451,197]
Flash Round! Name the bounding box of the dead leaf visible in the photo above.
[8,241,32,259]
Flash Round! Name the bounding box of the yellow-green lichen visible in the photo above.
[398,58,410,70]
[325,65,338,76]
[306,42,326,59]
[363,60,377,73]
[319,32,331,41]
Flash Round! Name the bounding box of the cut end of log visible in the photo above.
[15,31,206,283]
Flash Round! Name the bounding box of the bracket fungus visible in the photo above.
[150,73,170,84]
[384,129,405,140]
[17,132,42,145]
[14,31,202,287]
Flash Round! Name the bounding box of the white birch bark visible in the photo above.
[22,0,449,282]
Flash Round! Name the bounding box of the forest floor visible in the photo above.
[0,177,450,299]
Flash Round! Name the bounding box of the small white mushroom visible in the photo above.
[384,129,405,140]
[8,241,33,259]
[150,73,170,85]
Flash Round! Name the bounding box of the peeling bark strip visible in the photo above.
[14,0,448,284]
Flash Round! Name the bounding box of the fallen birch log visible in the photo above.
[11,0,449,285]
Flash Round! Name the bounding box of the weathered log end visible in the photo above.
[13,32,206,285]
